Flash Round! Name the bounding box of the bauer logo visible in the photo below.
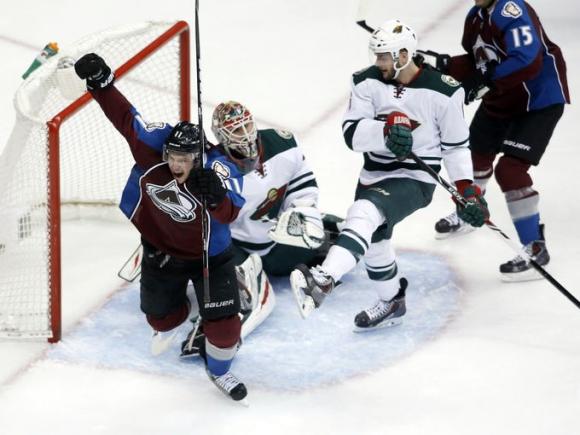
[204,299,235,309]
[501,1,523,18]
[145,179,196,222]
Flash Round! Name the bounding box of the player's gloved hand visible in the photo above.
[74,53,114,90]
[186,168,227,208]
[416,49,451,73]
[455,181,489,227]
[461,60,497,104]
[384,111,413,160]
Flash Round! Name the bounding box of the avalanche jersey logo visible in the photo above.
[501,1,523,18]
[250,185,288,221]
[145,179,196,222]
[472,34,500,70]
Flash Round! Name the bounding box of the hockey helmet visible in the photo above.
[369,20,418,76]
[163,121,203,167]
[212,101,259,174]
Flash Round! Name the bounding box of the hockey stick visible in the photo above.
[195,0,211,304]
[117,243,143,282]
[409,152,580,310]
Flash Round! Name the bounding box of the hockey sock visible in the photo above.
[205,340,238,376]
[505,188,541,244]
[365,240,399,300]
[322,245,358,283]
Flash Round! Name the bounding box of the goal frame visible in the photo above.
[45,21,191,343]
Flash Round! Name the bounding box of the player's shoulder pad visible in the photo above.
[410,68,462,97]
[133,112,172,151]
[352,65,383,86]
[205,147,242,179]
[491,0,528,29]
[259,128,298,160]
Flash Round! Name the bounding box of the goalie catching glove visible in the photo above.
[268,202,325,249]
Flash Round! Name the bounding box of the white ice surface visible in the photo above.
[1,1,579,434]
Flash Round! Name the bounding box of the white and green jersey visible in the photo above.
[342,66,473,185]
[231,129,319,255]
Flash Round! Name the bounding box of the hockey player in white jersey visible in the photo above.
[182,100,329,355]
[290,20,489,329]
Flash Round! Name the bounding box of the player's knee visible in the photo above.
[203,315,241,348]
[145,300,190,332]
[471,150,495,173]
[494,155,532,192]
[345,199,384,234]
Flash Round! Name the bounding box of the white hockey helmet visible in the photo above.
[212,101,259,174]
[369,20,418,75]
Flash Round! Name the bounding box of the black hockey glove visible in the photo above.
[186,168,227,208]
[74,53,114,90]
[461,61,497,105]
[384,112,413,161]
[416,49,451,74]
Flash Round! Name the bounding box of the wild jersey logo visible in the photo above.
[275,129,293,140]
[145,179,196,222]
[441,75,460,87]
[376,113,421,131]
[501,1,523,18]
[250,185,288,221]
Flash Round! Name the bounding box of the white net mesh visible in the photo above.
[0,21,188,339]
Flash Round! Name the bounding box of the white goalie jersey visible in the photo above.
[230,129,321,255]
[342,65,473,185]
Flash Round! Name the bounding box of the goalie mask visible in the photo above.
[369,20,418,78]
[212,101,259,174]
[163,121,203,168]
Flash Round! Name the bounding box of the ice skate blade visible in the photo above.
[150,329,178,356]
[500,268,544,283]
[353,316,403,333]
[290,270,316,318]
[434,225,476,240]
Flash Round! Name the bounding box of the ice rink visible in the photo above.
[1,1,579,434]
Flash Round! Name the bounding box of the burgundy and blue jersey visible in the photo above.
[90,86,245,260]
[449,0,569,117]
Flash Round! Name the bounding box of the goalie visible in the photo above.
[181,101,339,357]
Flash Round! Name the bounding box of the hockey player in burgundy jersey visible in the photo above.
[75,53,248,401]
[421,0,570,281]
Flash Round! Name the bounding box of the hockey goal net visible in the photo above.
[0,21,190,342]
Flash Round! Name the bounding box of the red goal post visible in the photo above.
[0,21,190,342]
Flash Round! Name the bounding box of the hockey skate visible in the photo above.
[500,226,550,282]
[150,329,179,356]
[434,210,476,239]
[353,278,407,332]
[290,264,335,318]
[180,316,204,359]
[206,367,248,403]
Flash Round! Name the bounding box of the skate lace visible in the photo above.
[442,211,460,225]
[366,300,393,321]
[508,242,538,265]
[311,265,332,286]
[212,372,241,393]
